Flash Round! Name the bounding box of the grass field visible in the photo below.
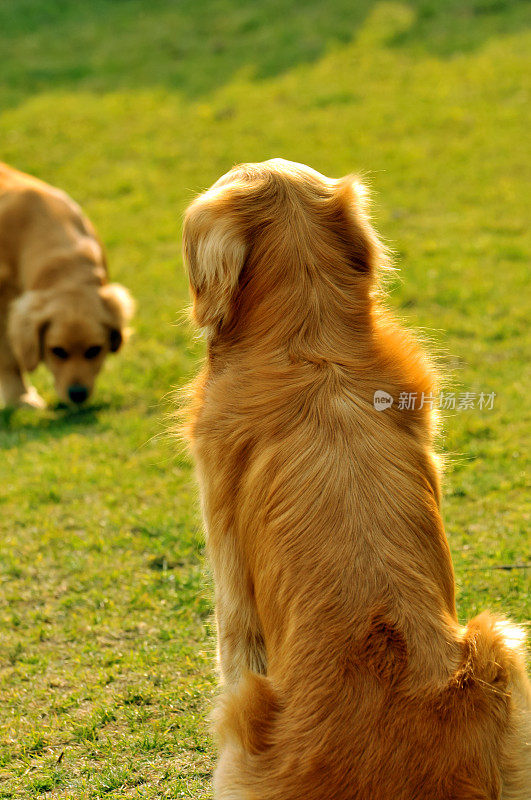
[0,1,529,797]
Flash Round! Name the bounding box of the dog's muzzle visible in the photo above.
[68,385,88,404]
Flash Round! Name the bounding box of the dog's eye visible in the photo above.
[84,345,102,360]
[51,347,69,360]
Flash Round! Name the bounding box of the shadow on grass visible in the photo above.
[0,401,110,448]
[0,0,528,108]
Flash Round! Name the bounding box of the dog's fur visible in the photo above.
[0,162,134,407]
[183,159,530,800]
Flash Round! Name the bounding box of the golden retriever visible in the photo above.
[182,159,530,800]
[0,162,134,407]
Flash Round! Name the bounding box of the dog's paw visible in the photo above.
[19,388,47,409]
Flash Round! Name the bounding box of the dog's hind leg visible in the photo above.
[213,744,249,800]
[213,673,280,800]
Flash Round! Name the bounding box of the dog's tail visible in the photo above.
[454,611,529,699]
[442,611,530,800]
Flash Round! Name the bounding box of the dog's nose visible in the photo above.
[68,385,88,404]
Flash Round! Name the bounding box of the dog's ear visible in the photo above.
[98,283,135,353]
[7,291,52,372]
[331,177,388,276]
[183,188,247,328]
[109,328,123,353]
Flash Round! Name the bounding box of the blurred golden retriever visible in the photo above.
[183,159,530,799]
[0,163,134,407]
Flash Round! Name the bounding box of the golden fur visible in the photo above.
[0,163,134,407]
[182,159,530,800]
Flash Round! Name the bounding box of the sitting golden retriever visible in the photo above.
[182,159,530,799]
[0,162,134,407]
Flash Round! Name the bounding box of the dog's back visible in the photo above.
[0,162,105,290]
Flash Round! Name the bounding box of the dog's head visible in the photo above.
[183,159,387,347]
[8,283,134,404]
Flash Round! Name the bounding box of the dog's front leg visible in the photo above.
[216,594,267,686]
[211,543,267,686]
[0,356,45,408]
[0,285,45,408]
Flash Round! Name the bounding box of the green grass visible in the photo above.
[0,0,529,796]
